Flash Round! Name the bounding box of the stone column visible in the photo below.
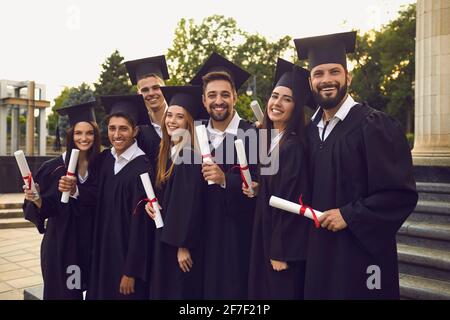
[39,108,46,156]
[10,106,20,153]
[412,0,450,166]
[0,106,7,156]
[26,81,35,155]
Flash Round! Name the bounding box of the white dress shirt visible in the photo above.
[206,111,242,188]
[111,140,146,175]
[152,122,162,138]
[207,111,242,150]
[269,131,284,155]
[311,95,358,141]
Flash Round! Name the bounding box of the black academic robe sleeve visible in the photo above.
[123,169,153,281]
[269,139,311,262]
[160,152,205,249]
[22,158,65,233]
[340,111,418,258]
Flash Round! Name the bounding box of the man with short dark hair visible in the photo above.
[191,52,257,299]
[294,31,418,299]
[87,95,154,300]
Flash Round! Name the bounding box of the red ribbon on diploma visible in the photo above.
[67,172,75,177]
[231,165,249,189]
[298,195,320,229]
[133,197,158,215]
[23,173,32,190]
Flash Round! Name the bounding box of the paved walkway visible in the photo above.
[0,228,43,300]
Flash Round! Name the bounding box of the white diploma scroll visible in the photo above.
[269,196,324,221]
[234,139,254,195]
[140,173,164,229]
[250,100,264,124]
[195,124,214,185]
[61,149,80,203]
[14,150,37,193]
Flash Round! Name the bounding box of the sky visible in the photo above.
[0,0,415,104]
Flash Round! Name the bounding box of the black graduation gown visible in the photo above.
[23,156,97,300]
[87,149,155,300]
[150,148,206,299]
[248,134,311,300]
[202,120,257,299]
[137,124,161,169]
[304,103,418,299]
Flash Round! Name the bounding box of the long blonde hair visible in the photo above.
[156,108,197,189]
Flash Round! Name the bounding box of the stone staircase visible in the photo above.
[397,182,450,299]
[0,194,33,229]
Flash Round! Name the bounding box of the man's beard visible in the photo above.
[313,81,348,110]
[209,103,231,121]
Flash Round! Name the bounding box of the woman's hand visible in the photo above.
[58,176,77,195]
[242,181,259,198]
[23,183,42,208]
[177,247,193,273]
[270,259,288,272]
[145,202,162,220]
[119,275,135,295]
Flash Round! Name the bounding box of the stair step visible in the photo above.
[0,202,22,210]
[23,285,43,300]
[0,217,33,229]
[0,208,24,219]
[416,182,450,194]
[414,201,450,216]
[397,234,450,251]
[400,274,450,300]
[398,244,450,271]
[399,221,450,242]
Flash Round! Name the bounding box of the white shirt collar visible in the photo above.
[111,140,139,161]
[207,111,242,136]
[311,95,357,122]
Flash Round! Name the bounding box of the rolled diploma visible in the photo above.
[250,100,264,124]
[269,196,324,221]
[140,173,164,228]
[61,149,80,203]
[234,139,254,195]
[14,150,37,193]
[195,124,214,185]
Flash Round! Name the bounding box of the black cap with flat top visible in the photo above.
[100,94,151,126]
[294,31,357,70]
[125,55,170,85]
[190,52,250,90]
[161,86,209,120]
[56,100,97,127]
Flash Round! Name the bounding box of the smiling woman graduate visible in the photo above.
[23,101,100,300]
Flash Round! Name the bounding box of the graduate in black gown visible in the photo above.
[87,94,155,300]
[23,101,100,300]
[190,52,258,299]
[245,59,314,299]
[293,31,418,299]
[146,86,208,299]
[125,55,170,168]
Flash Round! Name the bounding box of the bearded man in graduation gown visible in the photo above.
[87,95,155,300]
[190,52,258,299]
[293,31,418,299]
[125,55,169,168]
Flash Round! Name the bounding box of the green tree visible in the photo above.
[167,15,292,121]
[351,3,416,133]
[94,50,134,145]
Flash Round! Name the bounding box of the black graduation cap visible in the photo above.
[294,31,357,69]
[160,86,209,120]
[125,55,170,85]
[56,100,97,127]
[100,94,151,126]
[190,52,251,90]
[272,58,313,109]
